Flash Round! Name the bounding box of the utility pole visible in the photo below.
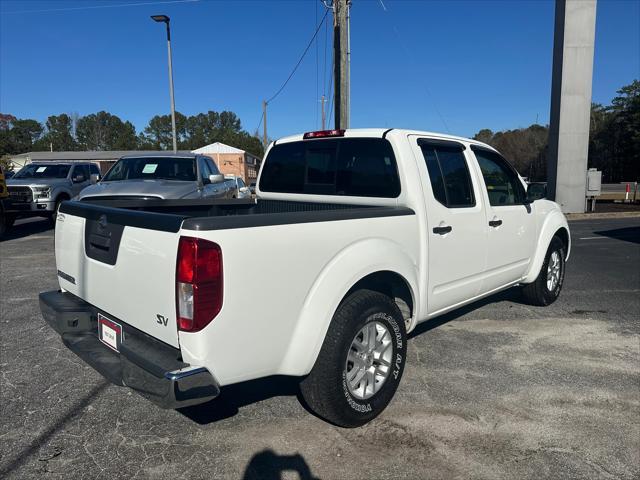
[333,0,350,130]
[262,100,268,149]
[321,95,326,130]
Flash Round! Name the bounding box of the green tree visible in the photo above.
[609,80,640,181]
[11,119,44,152]
[587,80,639,181]
[0,114,44,157]
[182,110,263,157]
[33,114,77,151]
[76,111,137,150]
[139,112,187,150]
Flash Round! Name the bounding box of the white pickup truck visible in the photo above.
[40,128,570,427]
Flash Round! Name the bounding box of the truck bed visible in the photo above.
[64,198,413,232]
[55,196,417,354]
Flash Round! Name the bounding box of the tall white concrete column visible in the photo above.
[547,0,597,213]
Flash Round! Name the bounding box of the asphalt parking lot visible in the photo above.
[1,216,638,479]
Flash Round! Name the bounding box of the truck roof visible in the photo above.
[274,128,497,152]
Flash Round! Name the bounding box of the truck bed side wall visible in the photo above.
[178,213,420,386]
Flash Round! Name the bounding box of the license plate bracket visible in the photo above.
[98,313,122,352]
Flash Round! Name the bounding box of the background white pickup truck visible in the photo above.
[40,128,570,427]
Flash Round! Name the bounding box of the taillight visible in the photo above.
[303,129,345,139]
[176,236,223,332]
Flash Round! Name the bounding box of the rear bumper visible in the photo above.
[39,290,219,409]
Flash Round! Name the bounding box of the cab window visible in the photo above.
[472,148,525,206]
[419,141,475,208]
[260,138,400,198]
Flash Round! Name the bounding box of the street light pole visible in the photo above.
[151,15,177,153]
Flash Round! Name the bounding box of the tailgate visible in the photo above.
[55,202,185,348]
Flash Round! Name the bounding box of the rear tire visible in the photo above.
[299,289,407,427]
[521,236,566,306]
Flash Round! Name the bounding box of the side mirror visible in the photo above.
[90,173,100,184]
[209,174,225,184]
[526,183,547,203]
[239,186,249,193]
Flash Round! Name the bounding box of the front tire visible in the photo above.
[299,289,407,427]
[521,236,566,306]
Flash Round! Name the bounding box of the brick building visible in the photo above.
[191,142,261,184]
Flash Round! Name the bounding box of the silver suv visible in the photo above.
[6,162,100,225]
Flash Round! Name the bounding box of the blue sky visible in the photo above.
[1,0,638,141]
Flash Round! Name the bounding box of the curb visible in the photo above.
[566,211,640,221]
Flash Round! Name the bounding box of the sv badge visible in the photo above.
[156,314,169,326]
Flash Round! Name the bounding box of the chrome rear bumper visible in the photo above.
[39,290,219,409]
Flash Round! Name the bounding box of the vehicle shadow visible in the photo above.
[409,287,524,339]
[181,289,530,425]
[1,218,53,241]
[593,226,640,245]
[178,375,302,425]
[242,449,320,480]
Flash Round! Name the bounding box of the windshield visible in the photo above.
[103,157,197,182]
[14,164,70,179]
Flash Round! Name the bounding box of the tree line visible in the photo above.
[1,80,637,181]
[473,79,639,183]
[0,109,264,168]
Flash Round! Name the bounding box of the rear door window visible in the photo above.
[419,142,475,208]
[260,138,400,198]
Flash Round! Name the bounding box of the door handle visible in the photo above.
[489,219,503,227]
[433,225,452,235]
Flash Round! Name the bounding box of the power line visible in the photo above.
[264,8,329,105]
[3,0,198,15]
[255,110,264,135]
